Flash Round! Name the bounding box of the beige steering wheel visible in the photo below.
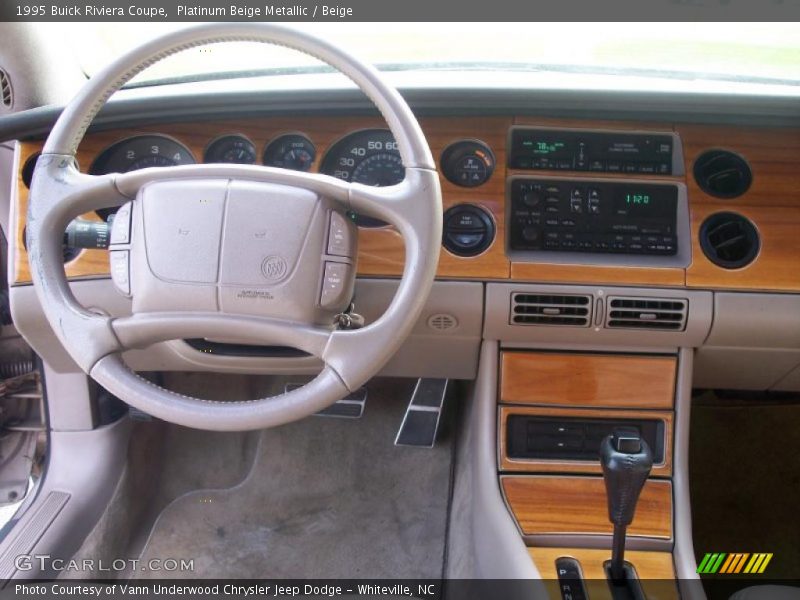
[27,23,442,431]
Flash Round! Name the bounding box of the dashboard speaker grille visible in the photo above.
[511,293,592,327]
[605,296,688,331]
[0,68,12,109]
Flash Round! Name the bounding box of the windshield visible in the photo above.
[56,22,800,90]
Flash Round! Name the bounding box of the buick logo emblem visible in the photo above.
[261,256,288,282]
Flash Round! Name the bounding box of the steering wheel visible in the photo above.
[27,24,442,431]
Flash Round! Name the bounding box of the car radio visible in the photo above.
[508,126,678,175]
[508,177,679,256]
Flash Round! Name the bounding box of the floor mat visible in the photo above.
[690,391,800,587]
[136,378,455,579]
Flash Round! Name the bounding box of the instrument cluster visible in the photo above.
[88,129,497,227]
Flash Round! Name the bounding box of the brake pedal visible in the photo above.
[395,378,448,448]
[285,384,367,419]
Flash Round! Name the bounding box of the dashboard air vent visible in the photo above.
[605,297,688,331]
[511,293,591,327]
[699,212,760,269]
[693,150,752,198]
[0,69,11,109]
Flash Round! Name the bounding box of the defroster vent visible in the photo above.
[605,297,688,331]
[511,293,592,327]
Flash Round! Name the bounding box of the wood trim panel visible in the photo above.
[498,406,673,477]
[687,202,800,292]
[500,351,677,409]
[502,475,673,539]
[529,548,678,599]
[12,115,511,285]
[13,115,800,292]
[678,123,800,209]
[509,261,686,287]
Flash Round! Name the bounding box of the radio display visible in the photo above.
[510,127,674,174]
[611,185,677,219]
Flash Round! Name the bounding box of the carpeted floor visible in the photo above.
[690,390,800,592]
[132,377,456,579]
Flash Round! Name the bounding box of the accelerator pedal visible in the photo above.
[395,378,448,448]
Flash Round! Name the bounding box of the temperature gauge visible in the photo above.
[263,133,316,171]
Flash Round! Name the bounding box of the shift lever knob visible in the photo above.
[600,428,653,527]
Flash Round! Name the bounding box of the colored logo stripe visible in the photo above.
[698,553,773,574]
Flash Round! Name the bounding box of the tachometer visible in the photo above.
[90,135,195,220]
[320,129,404,227]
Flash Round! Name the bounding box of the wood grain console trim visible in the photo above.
[502,475,672,539]
[687,202,800,292]
[529,548,678,598]
[500,352,677,409]
[498,406,673,477]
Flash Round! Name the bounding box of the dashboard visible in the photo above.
[10,114,800,292]
[6,103,800,390]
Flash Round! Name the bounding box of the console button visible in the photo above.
[327,211,353,257]
[320,262,352,309]
[522,227,540,242]
[589,160,605,171]
[522,191,542,208]
[110,250,130,296]
[110,202,132,245]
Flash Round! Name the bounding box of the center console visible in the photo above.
[506,126,690,269]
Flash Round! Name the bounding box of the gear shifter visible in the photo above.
[600,427,653,583]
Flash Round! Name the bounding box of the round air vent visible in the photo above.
[21,152,41,189]
[693,149,752,198]
[699,212,760,269]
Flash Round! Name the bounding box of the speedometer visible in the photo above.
[320,129,404,227]
[90,135,196,220]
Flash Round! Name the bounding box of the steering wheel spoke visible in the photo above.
[114,163,352,204]
[112,313,333,359]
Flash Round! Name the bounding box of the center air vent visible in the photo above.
[0,68,12,109]
[693,150,752,198]
[511,293,591,327]
[605,297,688,331]
[699,212,760,269]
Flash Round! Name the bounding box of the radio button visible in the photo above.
[607,161,623,172]
[523,191,543,208]
[522,227,540,242]
[589,160,605,171]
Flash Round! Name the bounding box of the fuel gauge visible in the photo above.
[204,134,257,164]
[263,133,316,171]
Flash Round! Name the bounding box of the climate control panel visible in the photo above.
[508,177,679,256]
